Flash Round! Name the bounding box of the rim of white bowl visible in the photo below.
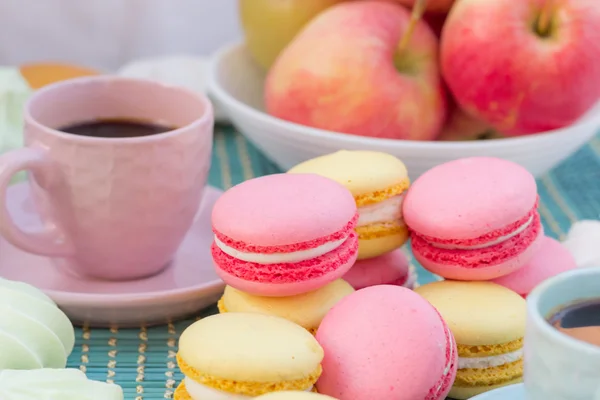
[208,42,600,151]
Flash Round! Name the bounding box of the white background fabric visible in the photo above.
[0,0,242,71]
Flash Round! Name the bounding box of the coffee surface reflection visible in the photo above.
[549,300,600,347]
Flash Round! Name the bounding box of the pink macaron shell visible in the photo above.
[413,222,545,280]
[343,250,410,290]
[403,157,537,241]
[212,173,357,250]
[213,233,359,296]
[491,236,577,297]
[315,285,457,400]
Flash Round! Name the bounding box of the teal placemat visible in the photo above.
[66,125,600,399]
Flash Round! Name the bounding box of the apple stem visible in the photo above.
[398,0,429,55]
[537,0,554,36]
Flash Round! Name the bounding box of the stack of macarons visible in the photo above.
[211,173,358,334]
[403,157,576,398]
[289,151,417,290]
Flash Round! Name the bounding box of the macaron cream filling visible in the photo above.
[453,338,524,389]
[184,378,313,400]
[457,348,523,369]
[430,216,534,250]
[214,236,349,265]
[410,209,543,271]
[356,193,404,227]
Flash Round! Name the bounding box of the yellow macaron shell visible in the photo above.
[355,227,409,259]
[255,391,338,400]
[288,150,409,201]
[177,313,323,397]
[289,151,410,259]
[415,281,526,346]
[218,280,354,334]
[415,281,526,399]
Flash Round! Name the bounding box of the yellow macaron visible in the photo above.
[255,391,338,399]
[218,279,354,335]
[415,281,526,399]
[288,150,410,259]
[175,313,324,399]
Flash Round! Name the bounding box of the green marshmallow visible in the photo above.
[0,285,75,356]
[0,369,124,399]
[0,278,75,369]
[0,67,33,184]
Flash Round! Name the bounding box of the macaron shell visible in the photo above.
[288,150,409,197]
[415,281,526,346]
[212,174,357,247]
[219,280,354,330]
[412,221,544,280]
[315,285,457,399]
[403,157,537,240]
[343,250,410,289]
[178,313,323,382]
[491,236,577,296]
[357,225,408,259]
[256,391,338,399]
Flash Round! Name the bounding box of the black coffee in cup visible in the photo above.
[59,118,175,138]
[548,299,600,347]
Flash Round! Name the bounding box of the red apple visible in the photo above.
[441,0,600,135]
[265,1,447,140]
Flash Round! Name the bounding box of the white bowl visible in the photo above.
[208,42,600,179]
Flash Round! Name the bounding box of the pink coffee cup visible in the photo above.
[0,76,213,280]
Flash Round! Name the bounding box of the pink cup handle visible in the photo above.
[0,147,75,256]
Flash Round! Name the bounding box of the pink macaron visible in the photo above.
[491,236,577,297]
[211,173,359,297]
[315,285,457,400]
[404,157,544,281]
[343,250,417,290]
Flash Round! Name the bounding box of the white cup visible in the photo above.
[525,267,600,400]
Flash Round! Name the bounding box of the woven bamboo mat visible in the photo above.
[66,125,600,399]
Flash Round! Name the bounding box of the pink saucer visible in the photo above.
[0,183,224,327]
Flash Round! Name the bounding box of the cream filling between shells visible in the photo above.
[357,194,404,227]
[214,236,348,265]
[430,216,534,250]
[458,349,523,370]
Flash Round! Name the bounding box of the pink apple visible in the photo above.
[265,1,447,140]
[441,0,600,135]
